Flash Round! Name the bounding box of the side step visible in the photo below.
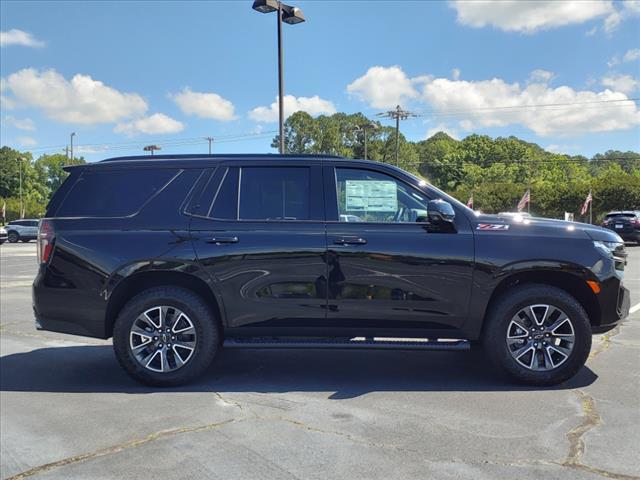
[223,337,470,351]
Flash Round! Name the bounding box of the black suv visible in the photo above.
[33,155,630,386]
[602,211,640,244]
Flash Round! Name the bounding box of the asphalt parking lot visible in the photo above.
[1,241,639,480]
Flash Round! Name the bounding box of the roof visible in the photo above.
[99,153,343,163]
[63,153,393,172]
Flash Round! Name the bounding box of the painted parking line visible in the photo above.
[630,302,640,314]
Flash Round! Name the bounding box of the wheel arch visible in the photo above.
[480,269,601,338]
[105,270,224,338]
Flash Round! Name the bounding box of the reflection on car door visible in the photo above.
[323,164,474,334]
[190,161,328,334]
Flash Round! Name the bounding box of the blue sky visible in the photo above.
[1,0,639,161]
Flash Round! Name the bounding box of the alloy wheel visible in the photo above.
[129,306,197,373]
[506,304,575,371]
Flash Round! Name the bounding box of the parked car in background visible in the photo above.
[6,219,39,243]
[0,226,7,244]
[602,211,640,244]
[32,154,630,387]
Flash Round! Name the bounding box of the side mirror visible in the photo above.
[426,199,455,224]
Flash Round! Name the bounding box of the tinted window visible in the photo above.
[239,167,310,221]
[335,168,429,223]
[209,168,238,219]
[56,168,178,217]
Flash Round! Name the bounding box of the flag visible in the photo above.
[580,190,592,216]
[517,189,530,212]
[1,201,5,219]
[466,195,474,209]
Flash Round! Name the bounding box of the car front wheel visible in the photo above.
[483,284,592,386]
[113,286,220,386]
[7,231,19,243]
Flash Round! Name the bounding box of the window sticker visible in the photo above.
[345,180,397,212]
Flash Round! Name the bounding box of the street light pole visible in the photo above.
[70,132,76,162]
[252,0,305,155]
[277,2,285,154]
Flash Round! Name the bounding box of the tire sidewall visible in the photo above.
[485,285,592,386]
[113,287,219,386]
[7,231,19,243]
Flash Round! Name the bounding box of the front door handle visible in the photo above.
[334,236,367,246]
[207,236,239,245]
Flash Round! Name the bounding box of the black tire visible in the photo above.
[482,284,592,386]
[113,286,220,386]
[7,231,19,243]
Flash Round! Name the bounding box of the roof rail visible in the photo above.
[99,153,344,163]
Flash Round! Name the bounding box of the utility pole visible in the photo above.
[204,136,214,155]
[70,132,76,162]
[64,146,69,159]
[143,145,161,155]
[376,105,418,165]
[18,157,23,218]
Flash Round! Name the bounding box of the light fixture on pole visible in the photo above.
[252,0,305,155]
[143,145,161,155]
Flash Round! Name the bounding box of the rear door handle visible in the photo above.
[206,236,239,245]
[334,236,367,246]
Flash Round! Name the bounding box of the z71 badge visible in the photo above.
[476,223,510,231]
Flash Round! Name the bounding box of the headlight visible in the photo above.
[593,240,620,257]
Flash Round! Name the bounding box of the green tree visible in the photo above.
[35,153,85,193]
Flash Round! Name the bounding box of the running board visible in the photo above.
[223,337,470,351]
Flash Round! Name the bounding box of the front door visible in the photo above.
[190,161,327,334]
[324,164,474,334]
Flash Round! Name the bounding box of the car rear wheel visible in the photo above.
[7,231,19,243]
[483,284,591,386]
[113,286,220,386]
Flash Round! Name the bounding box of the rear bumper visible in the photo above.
[32,269,109,339]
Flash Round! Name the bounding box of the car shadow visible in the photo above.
[0,345,597,398]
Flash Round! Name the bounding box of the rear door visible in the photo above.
[189,160,328,334]
[323,162,474,333]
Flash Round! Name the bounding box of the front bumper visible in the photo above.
[592,281,630,334]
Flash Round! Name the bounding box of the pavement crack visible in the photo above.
[560,390,639,480]
[588,326,622,362]
[5,419,238,480]
[213,391,244,411]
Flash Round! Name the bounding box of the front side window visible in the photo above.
[336,168,429,223]
[239,167,310,221]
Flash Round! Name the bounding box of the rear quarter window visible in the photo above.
[55,168,179,218]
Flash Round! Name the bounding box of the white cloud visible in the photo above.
[249,95,336,123]
[16,136,37,147]
[348,65,640,137]
[450,0,614,33]
[601,74,639,94]
[426,124,460,140]
[75,145,109,155]
[3,116,35,131]
[623,48,640,62]
[452,68,461,80]
[0,29,45,48]
[420,76,640,136]
[171,87,236,121]
[114,113,184,136]
[346,66,420,109]
[1,68,148,124]
[546,144,579,154]
[528,69,555,84]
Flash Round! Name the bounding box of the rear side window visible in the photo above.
[55,168,178,218]
[209,168,239,219]
[239,167,310,221]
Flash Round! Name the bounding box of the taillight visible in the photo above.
[37,219,55,264]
